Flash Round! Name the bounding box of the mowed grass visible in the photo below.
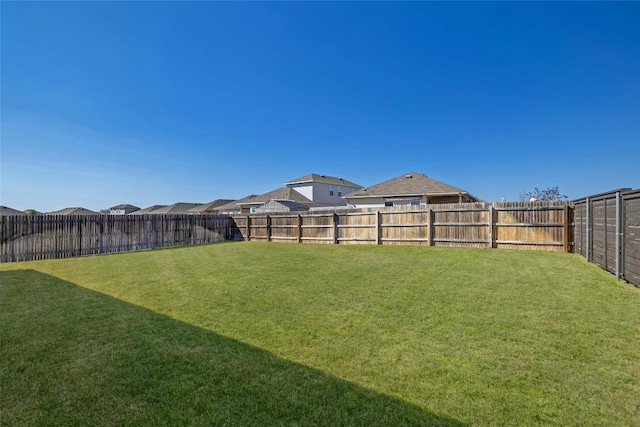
[1,242,639,426]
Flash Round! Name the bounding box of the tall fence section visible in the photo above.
[0,214,233,262]
[231,201,572,252]
[574,189,640,287]
[2,195,638,288]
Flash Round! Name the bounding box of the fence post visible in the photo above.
[427,208,434,246]
[488,206,495,248]
[375,211,382,245]
[615,192,621,279]
[246,215,251,241]
[267,215,272,242]
[333,213,338,244]
[586,197,591,261]
[297,214,302,243]
[563,204,570,253]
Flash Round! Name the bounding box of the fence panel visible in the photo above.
[495,204,566,252]
[623,191,640,286]
[301,214,333,244]
[231,201,570,252]
[1,214,232,262]
[382,209,431,246]
[573,188,639,287]
[338,212,376,244]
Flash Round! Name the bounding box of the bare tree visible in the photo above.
[525,187,568,201]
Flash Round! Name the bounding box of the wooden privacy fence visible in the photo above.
[574,189,640,287]
[232,201,572,252]
[0,214,233,262]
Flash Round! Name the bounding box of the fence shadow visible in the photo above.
[1,270,466,426]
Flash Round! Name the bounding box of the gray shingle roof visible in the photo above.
[236,187,313,206]
[0,206,27,215]
[109,204,140,210]
[129,205,167,215]
[46,207,99,215]
[143,203,203,214]
[285,173,362,188]
[255,199,310,212]
[345,172,476,199]
[187,199,236,213]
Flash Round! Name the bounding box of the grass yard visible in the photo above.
[1,242,639,426]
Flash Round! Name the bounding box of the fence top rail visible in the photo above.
[621,189,640,200]
[494,206,566,212]
[573,188,634,203]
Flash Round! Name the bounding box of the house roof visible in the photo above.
[235,187,313,206]
[285,173,362,188]
[187,199,236,213]
[0,206,27,215]
[129,205,167,215]
[143,203,203,214]
[345,172,477,200]
[216,198,253,213]
[109,204,140,210]
[47,207,99,215]
[256,199,310,212]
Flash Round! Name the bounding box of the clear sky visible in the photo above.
[1,1,638,212]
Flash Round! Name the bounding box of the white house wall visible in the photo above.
[288,182,362,205]
[289,184,314,201]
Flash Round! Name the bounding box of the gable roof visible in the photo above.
[129,205,167,215]
[0,206,27,215]
[143,203,203,214]
[345,172,477,200]
[216,198,253,213]
[109,204,140,211]
[187,199,236,213]
[255,199,310,212]
[235,187,313,206]
[285,173,362,188]
[47,207,99,215]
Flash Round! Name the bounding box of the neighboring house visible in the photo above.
[255,199,310,213]
[46,207,99,215]
[217,197,253,215]
[108,204,140,215]
[221,173,363,214]
[235,187,313,214]
[139,203,203,215]
[129,205,167,215]
[345,172,480,208]
[187,199,236,215]
[0,206,27,216]
[283,174,363,205]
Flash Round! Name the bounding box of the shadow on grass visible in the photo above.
[1,270,466,426]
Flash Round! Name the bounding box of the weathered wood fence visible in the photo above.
[232,201,572,252]
[0,214,233,262]
[574,189,640,287]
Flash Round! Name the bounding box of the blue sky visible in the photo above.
[2,2,638,211]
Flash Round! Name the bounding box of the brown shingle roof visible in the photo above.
[345,172,477,199]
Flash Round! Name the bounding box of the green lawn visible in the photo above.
[1,242,639,426]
